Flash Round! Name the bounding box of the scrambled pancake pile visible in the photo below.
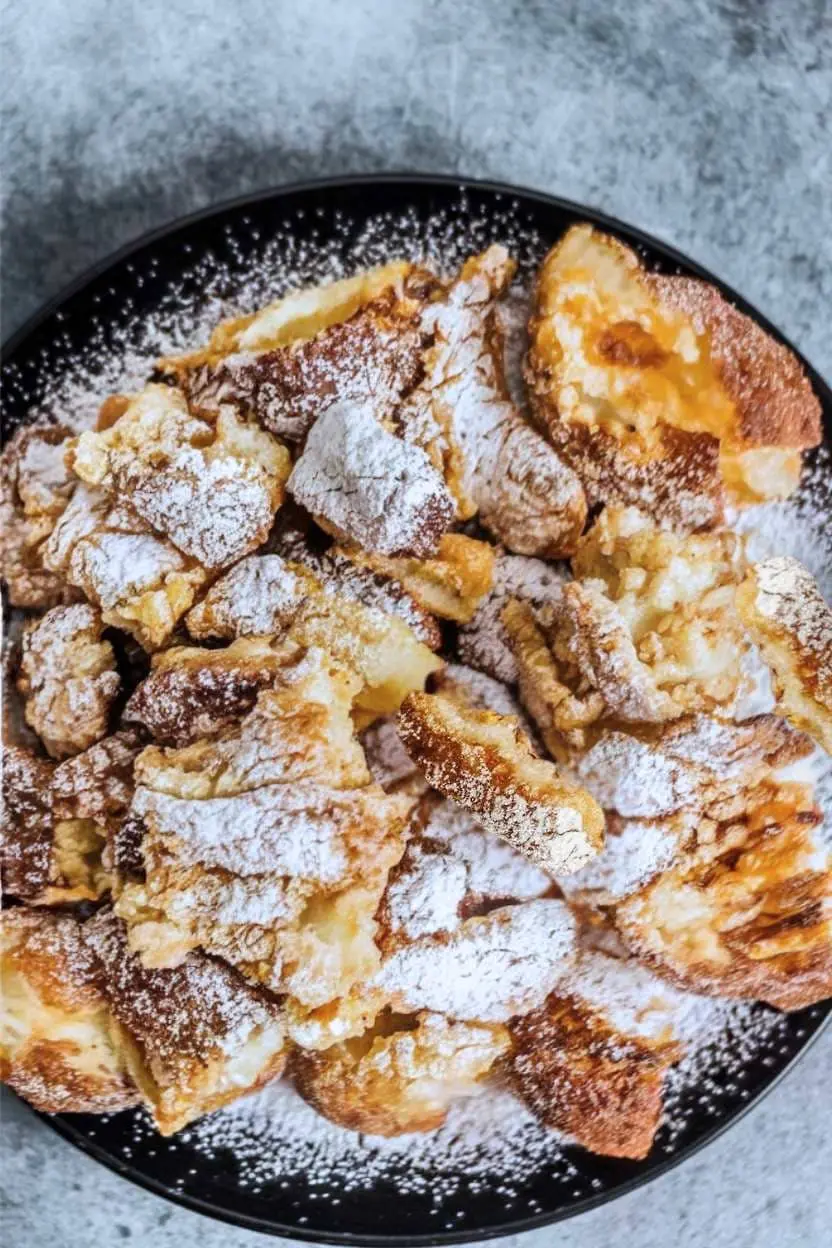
[2,228,829,1161]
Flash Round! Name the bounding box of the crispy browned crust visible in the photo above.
[397,692,604,874]
[2,909,102,1010]
[539,416,725,531]
[400,245,586,558]
[85,912,274,1066]
[191,545,444,651]
[123,638,298,746]
[2,746,56,899]
[736,557,832,755]
[504,515,748,758]
[1,909,139,1114]
[178,271,438,443]
[616,783,832,1010]
[3,736,137,904]
[526,224,820,525]
[567,712,814,821]
[52,730,144,825]
[67,386,291,574]
[292,1012,509,1137]
[84,910,287,1135]
[508,993,676,1159]
[0,1038,135,1115]
[336,533,495,625]
[648,276,822,451]
[292,1047,444,1136]
[41,483,208,652]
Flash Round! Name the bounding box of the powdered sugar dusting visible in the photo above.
[373,898,577,1022]
[747,556,832,695]
[382,801,553,944]
[557,950,685,1040]
[422,798,553,904]
[175,994,799,1210]
[384,844,468,941]
[288,402,456,558]
[272,528,441,647]
[2,192,545,445]
[3,189,830,1225]
[564,815,684,903]
[737,446,832,602]
[132,783,369,881]
[187,554,310,638]
[185,1081,569,1205]
[736,452,832,833]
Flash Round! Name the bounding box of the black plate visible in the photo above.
[3,175,831,1245]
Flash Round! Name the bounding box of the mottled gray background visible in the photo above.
[1,1,831,1245]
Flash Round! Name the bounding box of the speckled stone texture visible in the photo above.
[2,1,831,1245]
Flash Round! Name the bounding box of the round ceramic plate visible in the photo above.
[2,175,831,1245]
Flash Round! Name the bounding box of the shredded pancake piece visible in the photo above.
[162,262,437,443]
[123,636,303,747]
[372,897,578,1022]
[189,547,441,649]
[616,781,832,1010]
[431,662,538,738]
[2,734,138,906]
[458,551,567,683]
[2,747,58,900]
[284,588,443,723]
[508,950,682,1159]
[68,384,290,570]
[41,483,207,650]
[1,909,138,1114]
[333,533,494,624]
[84,909,286,1135]
[287,402,457,558]
[131,648,370,797]
[52,730,144,826]
[293,1010,509,1136]
[736,556,832,754]
[0,422,78,609]
[115,649,414,1012]
[397,245,587,557]
[159,580,441,736]
[569,712,812,819]
[526,224,820,527]
[377,794,554,953]
[397,692,604,874]
[563,811,694,908]
[17,603,120,759]
[503,508,749,757]
[360,717,425,796]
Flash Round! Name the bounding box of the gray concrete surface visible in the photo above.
[1,1,831,1245]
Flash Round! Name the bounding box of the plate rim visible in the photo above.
[28,1006,832,1245]
[2,171,830,396]
[3,171,831,1246]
